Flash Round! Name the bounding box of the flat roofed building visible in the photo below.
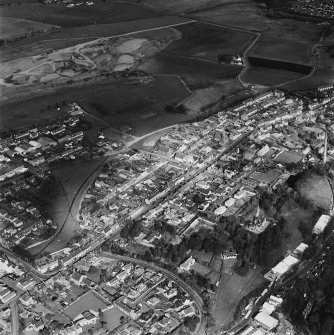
[254,311,278,330]
[265,254,299,281]
[313,214,331,235]
[252,329,265,335]
[292,243,309,258]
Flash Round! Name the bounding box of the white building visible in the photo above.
[254,311,278,330]
[313,214,331,235]
[179,256,195,271]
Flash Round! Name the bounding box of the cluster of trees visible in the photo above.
[283,246,334,335]
[120,221,142,240]
[258,184,294,217]
[119,181,325,283]
[118,186,295,272]
[152,221,176,235]
[184,315,200,332]
[101,240,127,256]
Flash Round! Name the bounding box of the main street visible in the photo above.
[0,123,251,334]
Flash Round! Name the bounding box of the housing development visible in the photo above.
[1,83,334,335]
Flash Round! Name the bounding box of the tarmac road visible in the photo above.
[101,252,206,335]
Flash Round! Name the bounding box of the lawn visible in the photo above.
[213,267,265,327]
[63,290,108,320]
[103,307,126,332]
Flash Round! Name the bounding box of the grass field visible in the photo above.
[192,2,322,42]
[77,76,191,136]
[29,156,107,255]
[283,69,334,91]
[240,66,306,87]
[0,17,56,40]
[0,76,191,135]
[0,1,159,27]
[103,307,126,332]
[0,16,190,61]
[213,268,265,327]
[297,174,333,212]
[63,290,107,320]
[249,36,312,65]
[139,53,241,79]
[165,22,255,62]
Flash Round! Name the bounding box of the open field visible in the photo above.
[29,156,107,255]
[103,307,126,332]
[283,69,334,91]
[180,82,244,114]
[0,76,191,135]
[63,290,107,320]
[192,2,323,42]
[139,53,241,79]
[0,16,190,61]
[137,22,253,83]
[297,174,333,212]
[164,22,255,62]
[79,76,191,136]
[0,17,56,40]
[213,268,265,327]
[240,66,306,87]
[249,36,312,65]
[0,1,159,27]
[130,0,243,14]
[0,94,69,132]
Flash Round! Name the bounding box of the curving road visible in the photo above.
[101,252,206,335]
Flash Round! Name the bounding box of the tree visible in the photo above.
[184,315,200,332]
